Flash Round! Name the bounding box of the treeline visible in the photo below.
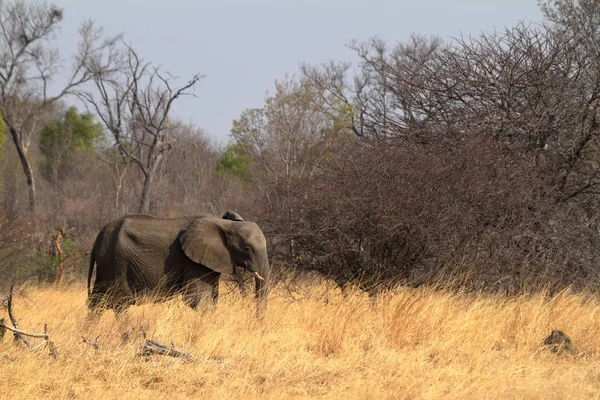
[2,0,600,296]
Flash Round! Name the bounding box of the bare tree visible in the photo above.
[78,43,203,213]
[304,4,600,205]
[0,1,121,213]
[227,76,352,266]
[152,120,215,214]
[231,76,350,197]
[302,34,444,140]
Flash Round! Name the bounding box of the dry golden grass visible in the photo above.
[2,281,600,399]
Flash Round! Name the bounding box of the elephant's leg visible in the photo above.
[88,281,112,315]
[183,279,212,309]
[89,279,133,316]
[86,292,106,322]
[87,291,104,313]
[182,271,220,310]
[113,296,133,315]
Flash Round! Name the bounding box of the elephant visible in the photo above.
[221,210,243,221]
[86,211,270,316]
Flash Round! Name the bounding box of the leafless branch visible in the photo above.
[0,321,50,339]
[0,285,57,357]
[0,1,122,213]
[77,42,203,213]
[6,283,30,346]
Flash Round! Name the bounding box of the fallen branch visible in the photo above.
[138,339,195,362]
[44,324,58,357]
[7,284,30,347]
[0,320,58,357]
[1,283,57,358]
[0,321,50,339]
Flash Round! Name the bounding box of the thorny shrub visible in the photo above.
[261,136,600,295]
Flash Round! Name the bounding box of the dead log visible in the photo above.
[138,339,195,362]
[120,325,195,361]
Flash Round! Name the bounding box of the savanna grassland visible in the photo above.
[2,282,600,399]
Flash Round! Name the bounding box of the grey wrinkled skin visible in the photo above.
[87,212,270,316]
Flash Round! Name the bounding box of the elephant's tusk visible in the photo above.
[253,271,265,281]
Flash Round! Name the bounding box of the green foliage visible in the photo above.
[328,101,355,134]
[0,235,90,286]
[39,106,105,181]
[230,108,267,144]
[216,141,250,178]
[0,247,55,285]
[31,253,59,282]
[227,76,353,186]
[40,106,105,155]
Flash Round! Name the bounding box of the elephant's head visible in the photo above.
[180,217,270,314]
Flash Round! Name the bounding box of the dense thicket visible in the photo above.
[253,0,600,294]
[2,0,600,296]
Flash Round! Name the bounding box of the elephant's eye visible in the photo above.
[245,245,252,252]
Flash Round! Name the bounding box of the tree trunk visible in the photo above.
[138,171,153,214]
[9,127,36,214]
[137,155,163,214]
[112,162,128,217]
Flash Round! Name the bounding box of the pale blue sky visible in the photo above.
[50,0,544,145]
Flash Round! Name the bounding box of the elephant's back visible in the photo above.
[118,216,187,251]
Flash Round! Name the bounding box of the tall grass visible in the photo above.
[1,282,600,399]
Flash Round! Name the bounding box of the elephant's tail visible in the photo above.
[87,247,96,299]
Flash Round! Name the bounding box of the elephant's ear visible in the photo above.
[222,211,243,221]
[180,218,234,275]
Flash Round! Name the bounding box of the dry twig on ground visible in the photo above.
[81,335,101,350]
[121,327,136,344]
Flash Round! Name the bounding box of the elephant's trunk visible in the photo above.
[254,255,270,319]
